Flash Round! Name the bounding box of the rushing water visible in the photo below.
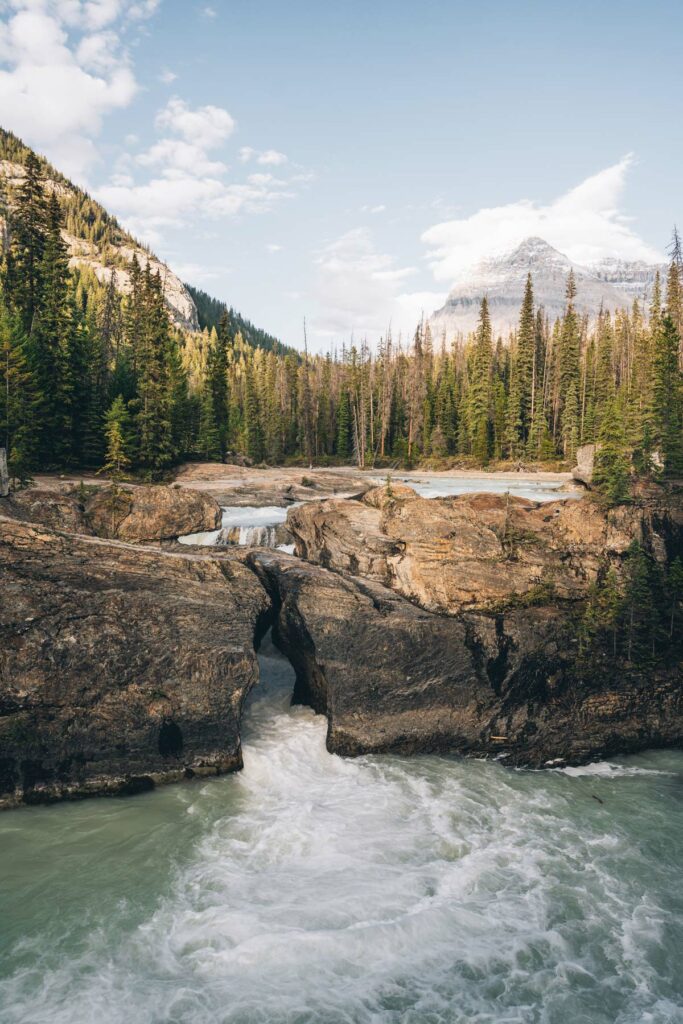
[397,475,581,502]
[178,505,293,548]
[1,634,682,1024]
[2,477,680,1022]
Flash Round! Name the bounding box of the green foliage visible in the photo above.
[1,131,681,484]
[185,283,295,356]
[593,398,631,503]
[102,396,132,480]
[579,545,676,666]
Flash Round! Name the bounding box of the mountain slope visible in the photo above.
[0,128,288,350]
[430,236,663,337]
[0,129,199,331]
[186,284,296,356]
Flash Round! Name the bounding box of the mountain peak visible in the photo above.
[430,237,662,337]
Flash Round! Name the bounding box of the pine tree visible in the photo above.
[134,269,174,475]
[0,301,36,481]
[196,383,221,460]
[561,380,580,462]
[336,387,351,457]
[102,395,132,480]
[244,359,264,463]
[516,273,535,442]
[652,313,683,476]
[5,152,48,334]
[30,192,73,465]
[593,398,630,503]
[469,298,493,463]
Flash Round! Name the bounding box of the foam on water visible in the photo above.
[179,506,292,547]
[1,635,682,1024]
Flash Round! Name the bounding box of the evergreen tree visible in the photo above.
[30,192,73,465]
[652,313,683,475]
[469,298,493,463]
[593,398,630,503]
[102,395,132,480]
[5,152,48,333]
[196,383,221,460]
[244,360,264,462]
[0,301,36,481]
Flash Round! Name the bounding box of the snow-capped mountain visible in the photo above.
[430,237,663,337]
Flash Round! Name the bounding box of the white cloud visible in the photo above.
[201,5,216,17]
[0,1,157,179]
[156,96,235,147]
[255,148,287,166]
[361,203,386,214]
[137,137,227,177]
[98,91,304,245]
[422,155,662,284]
[311,227,441,341]
[266,243,282,253]
[240,145,288,166]
[158,67,177,84]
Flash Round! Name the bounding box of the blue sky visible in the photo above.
[0,0,681,348]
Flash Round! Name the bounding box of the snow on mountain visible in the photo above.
[430,237,663,338]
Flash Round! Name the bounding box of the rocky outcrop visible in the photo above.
[247,549,683,768]
[0,516,270,809]
[86,485,221,542]
[0,488,92,534]
[572,443,596,487]
[287,485,678,614]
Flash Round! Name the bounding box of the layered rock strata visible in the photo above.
[0,516,269,809]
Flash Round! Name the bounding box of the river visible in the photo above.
[1,479,681,1023]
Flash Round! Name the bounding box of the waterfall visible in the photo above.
[238,525,278,547]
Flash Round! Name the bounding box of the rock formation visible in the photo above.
[287,484,678,614]
[1,488,92,534]
[1,478,680,809]
[429,236,663,337]
[85,485,221,542]
[0,516,269,809]
[1,484,222,543]
[247,549,683,767]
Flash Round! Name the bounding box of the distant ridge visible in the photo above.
[430,236,663,337]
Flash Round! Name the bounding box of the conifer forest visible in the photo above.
[1,141,682,503]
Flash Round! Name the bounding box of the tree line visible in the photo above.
[1,151,682,496]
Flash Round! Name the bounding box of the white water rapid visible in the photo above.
[1,633,681,1023]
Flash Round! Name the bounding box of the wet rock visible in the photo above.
[246,550,683,768]
[86,485,221,542]
[0,516,270,809]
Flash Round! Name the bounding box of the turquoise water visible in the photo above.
[1,635,682,1024]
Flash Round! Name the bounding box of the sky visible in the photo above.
[0,0,681,350]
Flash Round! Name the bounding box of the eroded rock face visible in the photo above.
[287,485,677,614]
[247,550,683,767]
[86,485,221,542]
[0,489,92,534]
[0,516,270,808]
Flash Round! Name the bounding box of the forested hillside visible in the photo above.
[0,138,681,494]
[186,284,294,357]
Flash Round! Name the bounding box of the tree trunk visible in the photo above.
[0,447,9,497]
